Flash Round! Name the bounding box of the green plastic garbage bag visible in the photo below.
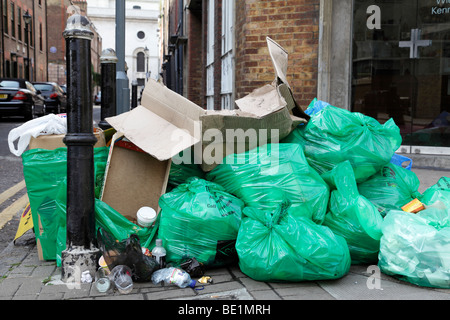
[358,163,422,217]
[168,152,206,188]
[158,177,244,267]
[420,177,450,208]
[21,146,109,261]
[282,100,402,183]
[54,178,160,267]
[378,204,450,289]
[321,161,384,264]
[236,201,351,282]
[206,143,329,224]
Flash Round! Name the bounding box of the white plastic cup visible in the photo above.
[136,206,157,228]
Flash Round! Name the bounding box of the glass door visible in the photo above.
[352,0,450,151]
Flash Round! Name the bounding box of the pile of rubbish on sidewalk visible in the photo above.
[8,38,450,293]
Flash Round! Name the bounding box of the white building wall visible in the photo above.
[87,0,161,90]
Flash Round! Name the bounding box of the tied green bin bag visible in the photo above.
[420,177,450,208]
[22,147,109,261]
[378,204,450,289]
[282,101,402,183]
[206,143,329,225]
[158,177,244,267]
[236,201,351,282]
[358,163,422,217]
[321,161,384,264]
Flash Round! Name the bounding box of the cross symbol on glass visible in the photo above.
[399,29,432,59]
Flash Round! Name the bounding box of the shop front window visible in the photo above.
[352,0,450,149]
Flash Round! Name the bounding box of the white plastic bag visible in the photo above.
[8,114,67,156]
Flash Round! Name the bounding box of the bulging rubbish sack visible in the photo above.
[8,113,67,156]
[378,203,450,289]
[321,161,384,264]
[282,98,402,183]
[236,201,351,282]
[206,143,329,224]
[158,177,244,267]
[358,163,422,217]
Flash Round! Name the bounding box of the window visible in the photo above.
[137,31,145,39]
[136,52,145,72]
[2,0,8,34]
[39,23,43,51]
[17,7,21,41]
[10,1,15,38]
[28,19,33,47]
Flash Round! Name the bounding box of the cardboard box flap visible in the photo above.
[106,105,199,161]
[140,79,205,138]
[235,84,286,118]
[267,37,289,87]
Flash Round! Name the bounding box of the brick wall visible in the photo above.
[186,11,203,106]
[235,0,320,109]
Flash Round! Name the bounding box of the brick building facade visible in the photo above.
[47,0,102,87]
[161,0,450,153]
[234,0,320,108]
[1,0,48,81]
[1,0,101,88]
[162,0,320,110]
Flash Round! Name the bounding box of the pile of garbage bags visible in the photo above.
[18,98,450,289]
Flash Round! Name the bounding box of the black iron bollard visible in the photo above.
[61,14,100,284]
[98,48,118,130]
[131,80,138,109]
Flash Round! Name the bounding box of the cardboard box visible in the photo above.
[100,132,171,223]
[29,128,106,150]
[105,37,309,172]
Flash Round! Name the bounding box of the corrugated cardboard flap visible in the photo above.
[106,104,200,161]
[106,79,204,161]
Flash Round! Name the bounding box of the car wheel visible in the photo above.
[24,105,34,121]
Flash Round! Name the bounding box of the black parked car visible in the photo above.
[0,78,45,120]
[33,82,67,115]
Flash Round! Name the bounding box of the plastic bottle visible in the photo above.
[152,239,167,268]
[151,267,196,288]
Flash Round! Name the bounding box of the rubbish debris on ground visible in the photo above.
[109,265,134,294]
[151,267,197,289]
[10,37,450,292]
[94,266,111,293]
